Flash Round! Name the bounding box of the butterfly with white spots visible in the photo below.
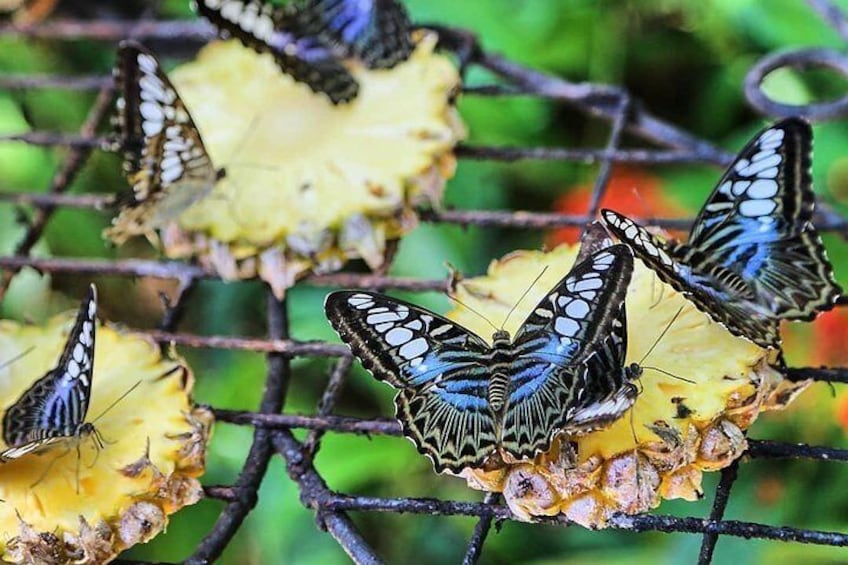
[193,0,412,104]
[106,40,223,243]
[602,118,841,348]
[1,285,100,463]
[325,245,641,473]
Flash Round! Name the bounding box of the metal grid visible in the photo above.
[1,2,848,563]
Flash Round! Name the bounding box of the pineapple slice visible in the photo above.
[158,32,463,297]
[0,308,211,562]
[449,243,807,526]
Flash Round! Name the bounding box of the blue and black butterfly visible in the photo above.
[0,285,100,463]
[325,246,640,473]
[602,118,842,348]
[107,41,222,241]
[193,0,412,104]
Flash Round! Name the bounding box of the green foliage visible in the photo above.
[3,1,848,563]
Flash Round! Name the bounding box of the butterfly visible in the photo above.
[290,0,413,69]
[193,0,412,104]
[0,285,99,463]
[106,40,223,242]
[602,118,842,348]
[325,245,641,473]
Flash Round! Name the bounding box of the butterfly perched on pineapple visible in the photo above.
[325,245,641,473]
[106,40,223,243]
[602,117,841,348]
[0,285,101,463]
[193,0,413,104]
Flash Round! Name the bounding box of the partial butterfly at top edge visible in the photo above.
[290,0,413,69]
[601,117,842,348]
[0,285,99,463]
[106,40,223,243]
[192,0,413,104]
[324,245,641,474]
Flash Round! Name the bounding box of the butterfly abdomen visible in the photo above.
[487,332,516,418]
[487,372,510,414]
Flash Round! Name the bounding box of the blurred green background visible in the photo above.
[2,0,848,563]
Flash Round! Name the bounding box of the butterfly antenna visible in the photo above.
[90,380,143,423]
[642,365,695,384]
[447,295,500,334]
[638,305,684,366]
[0,346,36,370]
[226,113,262,168]
[501,266,549,331]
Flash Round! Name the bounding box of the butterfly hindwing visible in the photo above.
[194,0,359,103]
[568,301,638,432]
[1,285,97,462]
[109,41,219,239]
[499,245,635,458]
[293,0,413,69]
[324,291,497,472]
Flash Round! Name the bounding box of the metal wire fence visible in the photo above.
[1,1,848,563]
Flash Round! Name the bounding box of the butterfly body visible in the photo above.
[326,246,640,473]
[602,118,841,348]
[1,285,98,463]
[107,41,221,241]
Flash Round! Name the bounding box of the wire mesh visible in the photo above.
[1,2,848,563]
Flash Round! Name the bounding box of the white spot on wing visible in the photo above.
[399,338,428,360]
[565,299,589,319]
[555,316,580,337]
[385,327,413,346]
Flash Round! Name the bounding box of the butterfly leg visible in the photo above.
[86,428,108,470]
[649,272,665,309]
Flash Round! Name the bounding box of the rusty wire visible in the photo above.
[1,2,848,564]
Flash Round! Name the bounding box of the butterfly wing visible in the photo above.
[292,0,413,69]
[687,117,841,322]
[1,285,97,461]
[568,299,638,432]
[325,290,497,472]
[194,0,359,104]
[108,41,220,241]
[601,208,779,346]
[499,245,635,459]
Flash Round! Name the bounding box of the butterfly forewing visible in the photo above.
[601,209,779,346]
[294,0,413,69]
[688,118,841,321]
[110,41,219,238]
[325,290,497,471]
[194,0,359,104]
[1,285,97,462]
[602,118,841,347]
[499,245,635,458]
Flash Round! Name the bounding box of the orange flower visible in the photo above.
[837,395,848,431]
[547,165,687,246]
[810,309,848,366]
